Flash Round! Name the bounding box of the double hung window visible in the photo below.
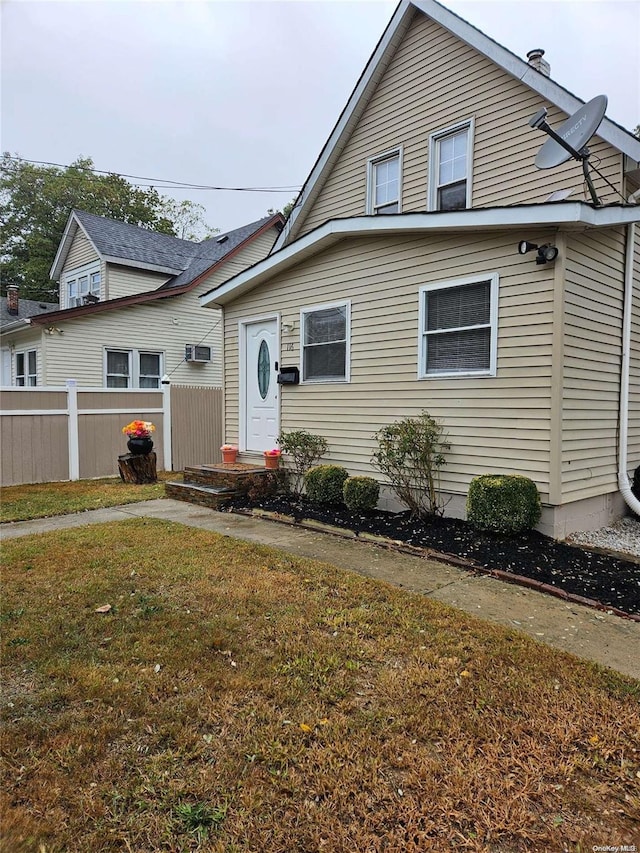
[428,121,473,211]
[419,274,497,377]
[105,349,162,388]
[15,350,37,386]
[65,264,101,308]
[301,302,350,382]
[367,149,402,214]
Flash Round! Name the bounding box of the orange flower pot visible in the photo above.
[264,454,280,470]
[222,448,238,464]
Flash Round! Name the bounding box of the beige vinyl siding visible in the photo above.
[106,265,172,299]
[561,228,626,502]
[297,13,623,238]
[224,231,557,499]
[64,229,99,271]
[628,227,640,471]
[6,328,44,386]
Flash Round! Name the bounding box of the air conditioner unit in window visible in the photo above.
[185,344,212,363]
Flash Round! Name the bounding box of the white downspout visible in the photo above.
[618,222,640,514]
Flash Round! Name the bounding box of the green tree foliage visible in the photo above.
[160,198,219,241]
[0,154,214,301]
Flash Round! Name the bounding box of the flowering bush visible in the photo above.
[221,444,238,451]
[264,449,281,457]
[122,420,155,438]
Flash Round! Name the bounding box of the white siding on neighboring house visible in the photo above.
[296,13,623,238]
[562,228,626,503]
[106,265,172,300]
[43,288,222,387]
[223,230,558,501]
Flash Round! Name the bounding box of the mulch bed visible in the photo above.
[227,495,640,618]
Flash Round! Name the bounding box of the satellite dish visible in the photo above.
[534,95,607,169]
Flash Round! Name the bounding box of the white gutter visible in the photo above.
[618,222,640,515]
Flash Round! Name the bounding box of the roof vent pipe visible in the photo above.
[527,48,550,77]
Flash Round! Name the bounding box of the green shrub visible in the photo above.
[467,474,541,534]
[372,412,450,518]
[277,430,328,496]
[304,465,349,505]
[343,477,380,513]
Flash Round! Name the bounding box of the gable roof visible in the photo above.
[51,210,202,280]
[275,0,640,250]
[34,213,284,325]
[202,202,640,308]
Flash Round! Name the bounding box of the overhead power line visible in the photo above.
[3,155,301,193]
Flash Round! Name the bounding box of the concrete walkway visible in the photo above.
[3,498,639,680]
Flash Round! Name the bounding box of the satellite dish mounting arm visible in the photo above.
[529,99,606,206]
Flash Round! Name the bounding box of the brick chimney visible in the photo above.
[527,48,550,77]
[6,285,19,316]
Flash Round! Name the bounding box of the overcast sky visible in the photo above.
[2,0,639,234]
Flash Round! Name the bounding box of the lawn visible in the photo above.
[0,474,175,523]
[2,519,639,852]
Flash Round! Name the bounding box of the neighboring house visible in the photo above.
[0,290,58,385]
[0,210,284,389]
[200,0,640,538]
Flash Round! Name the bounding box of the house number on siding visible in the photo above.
[284,343,294,352]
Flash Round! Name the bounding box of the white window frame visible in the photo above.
[366,147,403,215]
[15,348,37,386]
[300,300,351,384]
[428,119,474,212]
[63,261,102,309]
[418,273,498,379]
[104,348,163,388]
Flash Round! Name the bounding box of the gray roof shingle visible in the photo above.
[1,296,58,326]
[73,210,278,289]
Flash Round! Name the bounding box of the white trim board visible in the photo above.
[202,202,640,308]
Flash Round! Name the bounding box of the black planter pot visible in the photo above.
[127,437,154,455]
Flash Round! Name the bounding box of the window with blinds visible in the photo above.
[301,302,350,382]
[419,275,498,377]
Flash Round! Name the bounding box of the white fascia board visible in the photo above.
[273,0,415,251]
[0,318,32,336]
[101,256,183,276]
[274,0,640,253]
[203,203,640,308]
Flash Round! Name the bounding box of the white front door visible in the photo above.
[242,317,279,452]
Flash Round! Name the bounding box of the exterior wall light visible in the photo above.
[517,241,558,264]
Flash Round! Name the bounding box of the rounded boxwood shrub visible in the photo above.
[467,474,541,534]
[304,465,349,505]
[343,476,380,513]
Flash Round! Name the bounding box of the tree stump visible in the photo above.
[118,451,157,484]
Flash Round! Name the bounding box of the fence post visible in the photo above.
[67,379,80,480]
[161,375,172,471]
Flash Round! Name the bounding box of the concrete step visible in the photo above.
[165,481,237,509]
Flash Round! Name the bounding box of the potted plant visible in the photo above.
[122,420,155,455]
[221,444,239,464]
[263,448,281,470]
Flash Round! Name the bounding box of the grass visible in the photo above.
[0,473,176,523]
[2,518,639,853]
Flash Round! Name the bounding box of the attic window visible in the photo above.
[428,120,474,212]
[64,262,101,308]
[366,148,402,215]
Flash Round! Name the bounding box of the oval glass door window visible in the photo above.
[257,339,270,399]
